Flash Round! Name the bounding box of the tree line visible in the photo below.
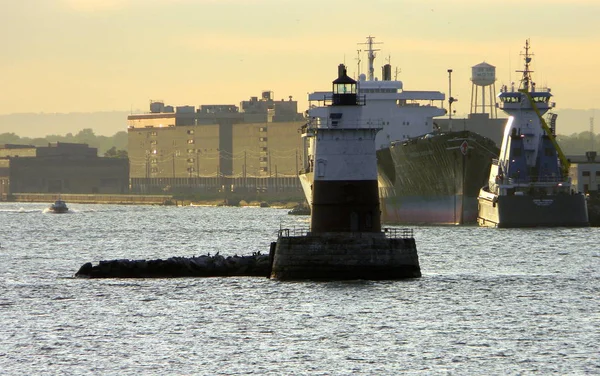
[0,128,128,157]
[0,128,598,159]
[556,132,600,156]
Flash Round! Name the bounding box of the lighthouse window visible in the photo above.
[582,171,590,177]
[334,83,356,94]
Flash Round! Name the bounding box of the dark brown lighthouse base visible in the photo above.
[269,231,421,280]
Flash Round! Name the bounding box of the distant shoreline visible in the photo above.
[4,192,305,209]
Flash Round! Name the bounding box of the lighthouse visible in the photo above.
[310,65,381,233]
[269,65,421,280]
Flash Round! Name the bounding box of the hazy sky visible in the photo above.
[1,0,599,117]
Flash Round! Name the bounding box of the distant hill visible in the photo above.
[0,111,131,138]
[552,109,599,136]
[0,108,597,138]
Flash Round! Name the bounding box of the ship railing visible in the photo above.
[383,228,414,239]
[277,227,310,238]
[277,227,414,239]
[310,93,367,106]
[306,116,385,130]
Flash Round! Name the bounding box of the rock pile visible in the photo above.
[75,253,270,278]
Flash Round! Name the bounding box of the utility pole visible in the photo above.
[448,69,457,131]
[196,150,199,178]
[244,150,247,191]
[295,149,299,176]
[172,152,175,179]
[591,117,595,152]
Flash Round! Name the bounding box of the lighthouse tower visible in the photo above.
[269,65,421,280]
[310,65,381,233]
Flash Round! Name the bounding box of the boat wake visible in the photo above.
[0,208,41,213]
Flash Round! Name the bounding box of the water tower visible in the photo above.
[470,62,497,118]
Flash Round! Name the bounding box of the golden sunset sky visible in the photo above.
[1,0,599,117]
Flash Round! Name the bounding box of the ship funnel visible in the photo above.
[338,64,346,78]
[382,64,392,81]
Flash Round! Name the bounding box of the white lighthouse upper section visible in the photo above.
[309,66,384,182]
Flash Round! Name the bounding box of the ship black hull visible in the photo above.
[478,191,589,228]
[378,131,499,225]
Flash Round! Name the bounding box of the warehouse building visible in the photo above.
[0,142,129,199]
[127,91,305,194]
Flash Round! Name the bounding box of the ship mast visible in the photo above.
[355,49,361,79]
[358,36,382,81]
[517,39,534,91]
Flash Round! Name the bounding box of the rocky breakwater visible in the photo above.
[75,253,270,278]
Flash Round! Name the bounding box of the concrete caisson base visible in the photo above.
[270,232,421,280]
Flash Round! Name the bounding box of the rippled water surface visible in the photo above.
[0,203,598,375]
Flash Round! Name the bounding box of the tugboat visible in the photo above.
[48,198,69,213]
[477,40,588,228]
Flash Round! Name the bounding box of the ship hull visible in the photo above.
[379,131,499,225]
[300,131,499,225]
[477,191,589,228]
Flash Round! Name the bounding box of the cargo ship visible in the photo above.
[299,37,499,224]
[477,40,588,228]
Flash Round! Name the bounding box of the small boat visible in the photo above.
[49,199,69,213]
[288,204,311,216]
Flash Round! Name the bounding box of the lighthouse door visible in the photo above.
[350,212,359,232]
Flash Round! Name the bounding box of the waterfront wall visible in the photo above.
[10,193,173,205]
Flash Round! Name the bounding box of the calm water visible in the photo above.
[0,203,598,375]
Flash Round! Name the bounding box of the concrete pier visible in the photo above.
[270,229,420,280]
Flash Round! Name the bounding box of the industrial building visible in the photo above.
[568,151,600,193]
[127,91,306,195]
[0,142,129,199]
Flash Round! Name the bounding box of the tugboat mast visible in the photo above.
[517,39,534,91]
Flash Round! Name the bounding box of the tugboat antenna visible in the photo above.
[517,39,534,91]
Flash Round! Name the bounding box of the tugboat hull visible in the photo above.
[478,192,588,228]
